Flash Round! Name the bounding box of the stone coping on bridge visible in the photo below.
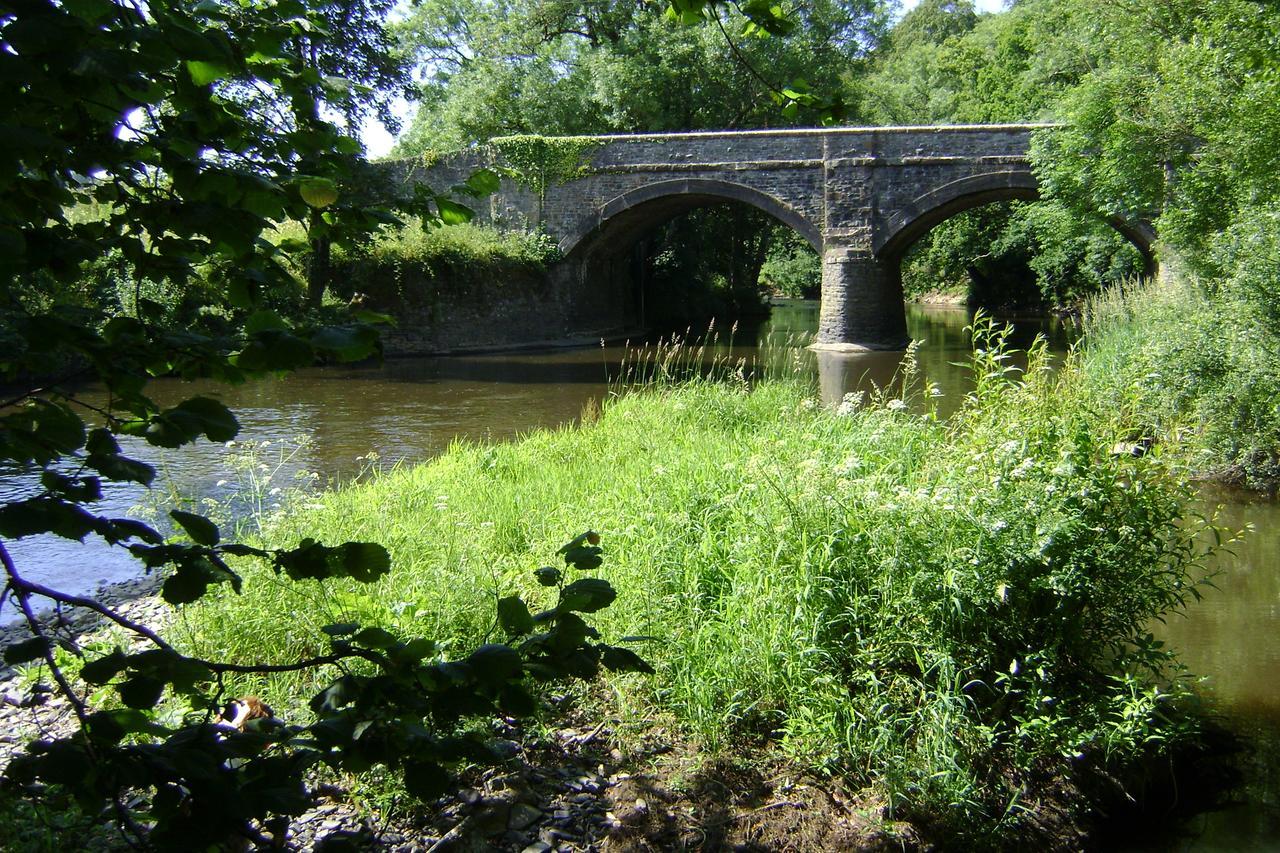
[486,123,1060,144]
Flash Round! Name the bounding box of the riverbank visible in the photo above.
[1077,272,1280,492]
[163,328,1216,847]
[4,302,1271,849]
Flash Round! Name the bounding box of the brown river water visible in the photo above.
[1,300,1277,848]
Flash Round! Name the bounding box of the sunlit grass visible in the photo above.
[177,322,1219,836]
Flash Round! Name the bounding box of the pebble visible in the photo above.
[508,803,544,830]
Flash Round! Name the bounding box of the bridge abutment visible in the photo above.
[813,247,909,352]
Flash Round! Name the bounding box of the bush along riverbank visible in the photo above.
[161,323,1225,848]
[1078,265,1280,493]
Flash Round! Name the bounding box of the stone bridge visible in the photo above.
[390,125,1155,351]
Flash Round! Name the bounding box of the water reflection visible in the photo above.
[1146,490,1280,851]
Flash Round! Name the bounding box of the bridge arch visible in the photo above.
[874,170,1157,276]
[558,178,823,261]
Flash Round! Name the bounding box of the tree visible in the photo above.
[860,0,1147,306]
[393,0,887,324]
[396,0,887,148]
[1033,0,1280,274]
[0,0,648,846]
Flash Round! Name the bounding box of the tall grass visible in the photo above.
[177,322,1219,838]
[1080,272,1280,489]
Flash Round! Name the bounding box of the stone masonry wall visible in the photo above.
[384,125,1044,259]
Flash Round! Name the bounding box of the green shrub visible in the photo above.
[328,220,560,308]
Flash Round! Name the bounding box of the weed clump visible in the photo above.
[1081,269,1280,490]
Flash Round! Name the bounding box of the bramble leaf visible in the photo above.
[497,596,534,636]
[171,509,220,546]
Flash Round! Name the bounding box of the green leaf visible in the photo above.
[601,645,656,675]
[118,675,165,709]
[402,760,451,801]
[496,596,534,636]
[557,530,601,555]
[457,168,501,197]
[558,578,616,613]
[80,650,128,685]
[0,497,97,540]
[161,556,237,604]
[245,309,289,334]
[466,643,522,685]
[534,566,562,586]
[86,446,156,486]
[310,675,360,715]
[130,396,239,448]
[397,637,437,661]
[498,683,537,717]
[4,637,50,665]
[561,544,603,571]
[352,626,399,649]
[41,470,102,502]
[321,623,359,637]
[186,59,230,86]
[170,509,219,546]
[344,541,392,582]
[545,612,593,653]
[1,399,86,464]
[100,518,163,545]
[435,197,474,225]
[299,177,340,208]
[310,325,379,362]
[234,330,315,371]
[354,309,396,326]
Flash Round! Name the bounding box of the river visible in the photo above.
[1,300,1276,848]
